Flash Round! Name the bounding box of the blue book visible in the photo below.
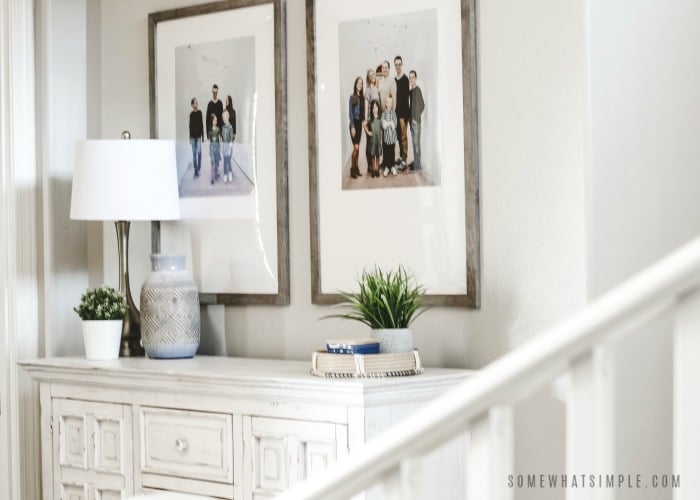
[326,338,380,355]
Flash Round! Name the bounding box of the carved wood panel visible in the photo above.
[93,488,123,500]
[58,414,87,470]
[52,399,133,500]
[244,416,348,500]
[59,483,87,500]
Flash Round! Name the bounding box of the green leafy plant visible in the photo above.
[74,285,127,321]
[325,266,427,329]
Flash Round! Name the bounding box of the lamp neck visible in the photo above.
[114,220,143,356]
[115,221,131,296]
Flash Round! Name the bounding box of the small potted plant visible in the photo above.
[74,285,126,360]
[325,266,427,353]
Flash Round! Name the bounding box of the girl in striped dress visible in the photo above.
[208,114,222,185]
[381,95,398,177]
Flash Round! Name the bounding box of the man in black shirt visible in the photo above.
[189,97,204,177]
[394,56,410,170]
[408,70,425,171]
[206,84,223,137]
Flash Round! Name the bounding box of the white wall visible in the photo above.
[97,0,586,367]
[2,0,91,496]
[94,2,586,499]
[588,1,700,499]
[479,2,587,498]
[1,0,590,496]
[38,0,90,357]
[38,0,700,496]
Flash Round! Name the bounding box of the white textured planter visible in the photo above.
[82,320,122,360]
[371,328,414,353]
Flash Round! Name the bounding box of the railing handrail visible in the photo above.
[279,235,700,500]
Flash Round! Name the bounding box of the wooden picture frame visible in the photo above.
[306,0,480,307]
[149,0,289,305]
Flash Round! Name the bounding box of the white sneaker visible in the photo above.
[391,166,398,176]
[383,167,389,177]
[229,173,233,182]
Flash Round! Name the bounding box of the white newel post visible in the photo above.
[673,290,700,500]
[467,406,514,500]
[566,347,614,500]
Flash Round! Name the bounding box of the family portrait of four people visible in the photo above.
[188,83,238,185]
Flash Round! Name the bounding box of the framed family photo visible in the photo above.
[307,0,481,306]
[149,0,289,305]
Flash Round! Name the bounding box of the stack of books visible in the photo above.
[326,338,380,354]
[311,338,423,378]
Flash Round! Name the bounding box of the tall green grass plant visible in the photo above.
[325,266,426,329]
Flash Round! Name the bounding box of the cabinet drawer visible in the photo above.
[140,407,233,484]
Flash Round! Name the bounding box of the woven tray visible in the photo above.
[310,350,423,378]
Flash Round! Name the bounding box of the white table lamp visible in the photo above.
[71,136,180,356]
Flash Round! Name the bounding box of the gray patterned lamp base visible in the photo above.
[140,254,200,359]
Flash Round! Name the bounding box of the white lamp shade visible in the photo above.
[70,139,181,221]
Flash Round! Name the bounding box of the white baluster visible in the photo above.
[566,347,614,500]
[379,465,402,500]
[467,406,514,500]
[399,457,422,500]
[673,291,700,500]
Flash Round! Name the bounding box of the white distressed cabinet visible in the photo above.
[21,356,471,499]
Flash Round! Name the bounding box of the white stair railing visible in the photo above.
[279,236,700,500]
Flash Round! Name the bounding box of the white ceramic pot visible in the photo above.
[82,320,122,360]
[371,328,414,353]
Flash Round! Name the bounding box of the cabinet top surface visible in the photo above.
[19,356,473,394]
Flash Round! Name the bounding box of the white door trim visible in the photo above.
[0,0,14,496]
[1,0,41,499]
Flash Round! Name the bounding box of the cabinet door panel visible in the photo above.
[302,441,337,478]
[244,417,348,500]
[256,436,287,492]
[94,417,123,473]
[58,415,88,469]
[94,488,123,500]
[52,399,133,500]
[59,483,87,500]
